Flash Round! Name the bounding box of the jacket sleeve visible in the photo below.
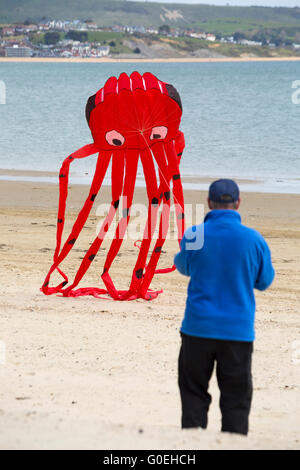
[255,236,275,291]
[174,234,191,277]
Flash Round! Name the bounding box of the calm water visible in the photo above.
[0,61,300,192]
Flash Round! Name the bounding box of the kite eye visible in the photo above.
[150,126,168,140]
[105,130,125,146]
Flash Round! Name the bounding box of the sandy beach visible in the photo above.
[0,176,299,450]
[1,56,300,63]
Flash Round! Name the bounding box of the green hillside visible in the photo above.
[1,0,300,31]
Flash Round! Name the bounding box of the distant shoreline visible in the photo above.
[1,56,300,63]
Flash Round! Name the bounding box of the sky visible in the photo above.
[133,0,300,7]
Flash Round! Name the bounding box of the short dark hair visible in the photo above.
[209,199,239,210]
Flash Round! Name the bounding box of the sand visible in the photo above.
[0,177,299,450]
[1,57,300,63]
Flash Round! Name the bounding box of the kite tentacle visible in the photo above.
[121,147,160,300]
[141,139,185,296]
[147,135,185,276]
[101,149,139,300]
[166,139,185,245]
[41,146,111,295]
[151,143,175,276]
[61,151,125,297]
[138,143,173,299]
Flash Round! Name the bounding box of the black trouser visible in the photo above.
[178,333,253,435]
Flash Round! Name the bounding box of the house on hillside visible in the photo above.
[206,34,216,42]
[2,27,16,36]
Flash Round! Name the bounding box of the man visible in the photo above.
[174,179,275,435]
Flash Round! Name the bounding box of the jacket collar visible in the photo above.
[204,210,241,223]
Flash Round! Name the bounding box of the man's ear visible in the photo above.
[207,197,212,210]
[235,198,241,210]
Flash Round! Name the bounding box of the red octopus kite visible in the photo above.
[41,72,185,300]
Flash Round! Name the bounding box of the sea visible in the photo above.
[0,60,300,193]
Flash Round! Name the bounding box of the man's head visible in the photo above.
[208,179,240,210]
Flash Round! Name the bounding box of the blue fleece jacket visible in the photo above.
[174,210,275,342]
